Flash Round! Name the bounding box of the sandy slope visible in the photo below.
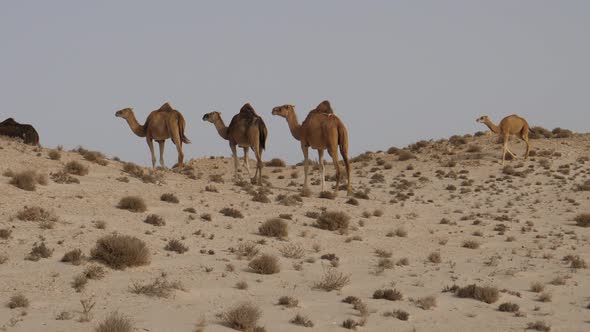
[0,133,589,332]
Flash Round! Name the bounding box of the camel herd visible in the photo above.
[0,102,534,195]
[115,100,352,195]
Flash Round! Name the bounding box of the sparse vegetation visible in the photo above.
[144,214,166,226]
[266,158,286,167]
[7,294,29,309]
[130,276,183,298]
[64,161,89,176]
[258,218,288,238]
[26,242,53,261]
[160,193,179,203]
[61,249,85,265]
[313,268,350,291]
[455,284,499,304]
[220,207,244,219]
[315,211,350,232]
[249,254,280,274]
[9,170,47,191]
[498,302,519,313]
[91,234,150,269]
[574,213,590,227]
[95,311,133,332]
[222,302,262,331]
[526,321,551,331]
[117,196,147,212]
[373,288,403,301]
[278,296,299,308]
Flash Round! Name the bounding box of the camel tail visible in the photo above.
[257,118,268,151]
[178,113,191,144]
[337,122,349,156]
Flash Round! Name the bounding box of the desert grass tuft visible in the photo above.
[315,211,350,232]
[290,313,313,327]
[130,276,183,298]
[249,254,280,274]
[455,284,499,304]
[61,249,85,265]
[164,239,188,254]
[220,207,244,219]
[221,302,262,331]
[7,294,29,309]
[574,213,590,227]
[117,196,147,212]
[373,288,403,301]
[91,234,150,269]
[64,161,89,176]
[313,268,350,292]
[258,218,288,238]
[9,170,47,191]
[160,193,179,204]
[144,214,166,226]
[95,311,133,332]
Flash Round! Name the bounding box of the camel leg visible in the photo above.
[302,143,310,192]
[242,147,252,179]
[252,144,263,185]
[328,147,341,196]
[171,135,184,168]
[230,144,239,181]
[522,134,531,159]
[146,138,156,169]
[318,149,325,192]
[340,145,352,195]
[501,135,509,166]
[157,140,166,168]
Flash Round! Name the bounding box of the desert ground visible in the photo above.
[0,131,589,332]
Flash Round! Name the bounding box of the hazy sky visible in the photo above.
[1,1,588,166]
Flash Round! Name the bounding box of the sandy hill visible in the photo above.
[0,132,589,332]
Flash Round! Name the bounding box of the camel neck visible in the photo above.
[286,110,302,141]
[213,118,229,140]
[483,119,500,134]
[125,113,146,137]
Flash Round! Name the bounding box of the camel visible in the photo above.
[0,118,39,145]
[476,115,531,165]
[115,102,190,169]
[202,103,268,184]
[272,100,352,195]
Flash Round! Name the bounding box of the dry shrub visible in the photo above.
[428,252,441,264]
[235,242,260,259]
[65,161,89,176]
[252,189,270,203]
[313,268,350,291]
[564,255,587,269]
[276,194,303,206]
[7,294,29,309]
[0,228,12,239]
[319,191,336,200]
[222,302,262,331]
[414,296,437,310]
[91,234,150,269]
[144,214,165,226]
[95,311,133,332]
[220,207,244,219]
[61,249,85,265]
[160,193,179,204]
[72,274,88,292]
[130,276,183,298]
[259,218,288,238]
[82,150,108,166]
[527,321,551,332]
[530,127,552,139]
[48,150,61,160]
[26,242,53,261]
[530,282,544,293]
[552,127,573,138]
[383,309,409,321]
[575,213,590,227]
[394,227,407,237]
[278,296,299,307]
[498,302,519,313]
[9,170,47,191]
[249,254,280,274]
[455,284,499,304]
[315,211,350,232]
[117,196,147,212]
[466,145,482,153]
[398,150,416,161]
[462,240,480,249]
[122,162,163,184]
[209,174,224,183]
[290,313,313,327]
[279,243,305,259]
[346,198,359,206]
[235,281,248,290]
[83,265,107,280]
[51,170,80,184]
[16,206,57,222]
[373,289,403,301]
[164,239,188,254]
[266,158,286,167]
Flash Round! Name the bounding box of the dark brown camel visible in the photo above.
[0,118,40,145]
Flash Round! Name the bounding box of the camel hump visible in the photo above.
[0,118,19,125]
[312,100,334,114]
[239,103,259,117]
[157,102,174,112]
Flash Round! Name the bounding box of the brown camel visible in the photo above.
[272,100,352,195]
[476,115,531,165]
[115,102,190,168]
[0,118,39,146]
[202,103,268,184]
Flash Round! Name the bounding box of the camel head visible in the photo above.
[271,104,295,118]
[476,115,489,123]
[202,111,221,123]
[115,108,134,119]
